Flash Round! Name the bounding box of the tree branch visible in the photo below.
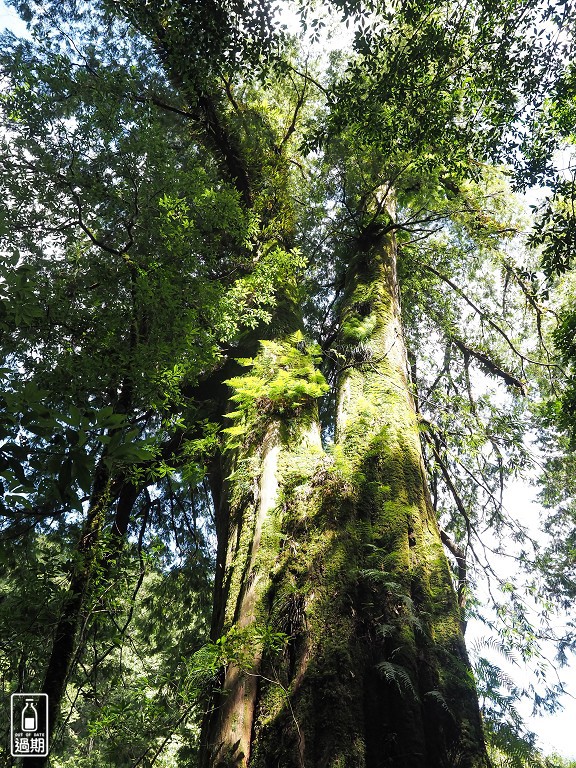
[439,528,467,630]
[423,262,562,371]
[279,73,308,151]
[451,336,526,394]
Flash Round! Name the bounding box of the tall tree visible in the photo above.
[0,0,574,766]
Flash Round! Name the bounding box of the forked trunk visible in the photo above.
[201,228,488,768]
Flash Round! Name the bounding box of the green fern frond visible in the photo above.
[472,636,520,667]
[376,660,418,699]
[486,720,546,768]
[377,623,395,638]
[423,690,453,717]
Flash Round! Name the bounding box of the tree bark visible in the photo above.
[201,225,489,767]
[201,395,323,767]
[25,461,113,768]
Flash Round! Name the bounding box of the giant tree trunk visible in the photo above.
[201,228,489,768]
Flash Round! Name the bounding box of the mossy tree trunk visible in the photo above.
[201,215,490,767]
[207,423,284,766]
[200,336,325,767]
[294,225,488,768]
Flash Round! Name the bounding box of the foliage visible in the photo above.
[0,0,574,764]
[224,330,329,447]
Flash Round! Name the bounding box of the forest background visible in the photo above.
[2,0,576,766]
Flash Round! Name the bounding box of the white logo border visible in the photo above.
[10,693,49,758]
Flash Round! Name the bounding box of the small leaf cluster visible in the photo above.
[186,624,289,686]
[224,330,329,447]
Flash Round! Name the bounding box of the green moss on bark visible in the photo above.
[203,234,489,768]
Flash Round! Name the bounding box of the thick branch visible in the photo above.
[424,431,472,546]
[196,93,253,207]
[424,262,560,371]
[147,18,254,208]
[279,75,308,151]
[451,336,526,394]
[139,88,254,208]
[439,528,467,623]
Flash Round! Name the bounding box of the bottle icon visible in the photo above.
[22,699,37,732]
